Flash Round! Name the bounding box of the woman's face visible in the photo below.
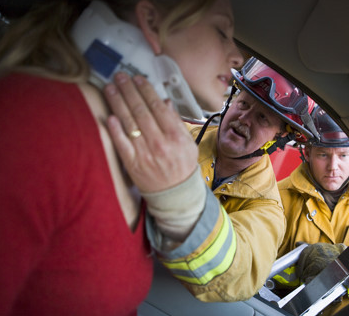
[161,0,244,112]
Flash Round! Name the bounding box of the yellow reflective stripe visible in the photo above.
[173,230,236,285]
[284,266,296,275]
[273,265,300,287]
[273,275,288,284]
[162,207,236,285]
[161,206,229,270]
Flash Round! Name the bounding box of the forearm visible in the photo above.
[141,166,206,243]
[147,198,285,302]
[146,187,237,286]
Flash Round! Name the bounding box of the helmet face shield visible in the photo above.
[319,131,349,145]
[241,59,308,116]
[311,106,349,147]
[231,57,317,139]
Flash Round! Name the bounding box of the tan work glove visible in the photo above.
[296,243,347,284]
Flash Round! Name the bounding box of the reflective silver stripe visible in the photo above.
[147,187,221,259]
[162,208,236,285]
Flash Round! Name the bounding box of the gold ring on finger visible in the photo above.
[129,129,142,139]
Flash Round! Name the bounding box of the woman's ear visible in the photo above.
[135,0,163,55]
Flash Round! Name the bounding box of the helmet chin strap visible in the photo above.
[195,85,237,145]
[234,133,296,159]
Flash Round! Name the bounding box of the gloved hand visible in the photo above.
[296,243,347,284]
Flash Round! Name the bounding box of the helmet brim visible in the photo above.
[231,69,314,139]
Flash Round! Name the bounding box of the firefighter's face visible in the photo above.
[218,90,285,159]
[305,146,349,191]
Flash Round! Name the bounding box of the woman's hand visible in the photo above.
[104,73,198,194]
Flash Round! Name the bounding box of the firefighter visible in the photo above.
[277,106,349,315]
[105,57,319,302]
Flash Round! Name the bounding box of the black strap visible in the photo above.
[195,112,220,145]
[195,84,237,145]
[235,133,297,159]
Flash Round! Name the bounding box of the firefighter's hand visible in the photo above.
[296,243,347,284]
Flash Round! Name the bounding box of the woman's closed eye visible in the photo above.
[216,27,228,39]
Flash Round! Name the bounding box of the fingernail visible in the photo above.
[133,75,144,86]
[115,72,128,84]
[164,98,174,109]
[107,115,119,128]
[105,83,117,96]
[108,115,117,124]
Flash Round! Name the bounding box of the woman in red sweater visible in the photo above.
[0,0,243,315]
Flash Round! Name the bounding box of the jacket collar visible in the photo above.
[197,126,280,201]
[291,163,349,197]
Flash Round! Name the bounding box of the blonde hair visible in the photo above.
[145,0,216,44]
[0,1,89,82]
[0,0,216,82]
[105,0,216,42]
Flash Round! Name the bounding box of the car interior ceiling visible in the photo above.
[231,0,349,136]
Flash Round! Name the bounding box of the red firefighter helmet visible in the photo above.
[231,57,318,140]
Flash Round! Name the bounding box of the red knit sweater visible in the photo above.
[0,73,153,316]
